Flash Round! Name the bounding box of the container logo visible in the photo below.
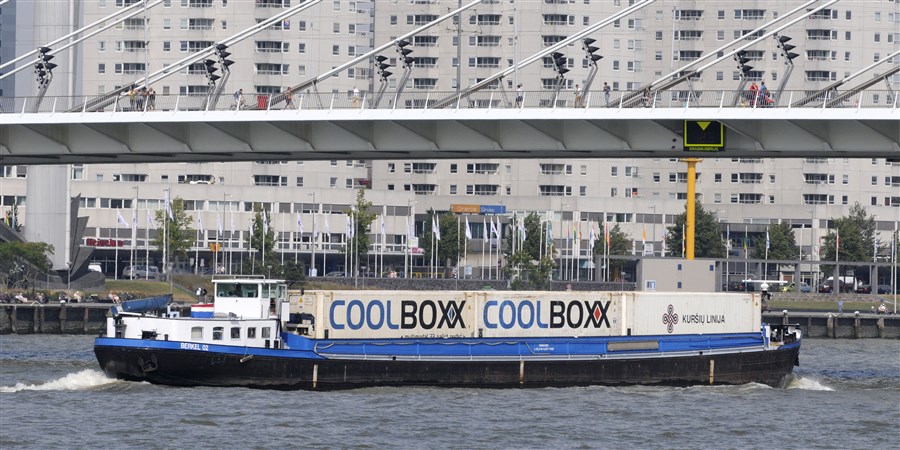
[483,300,611,330]
[329,299,467,331]
[662,304,679,333]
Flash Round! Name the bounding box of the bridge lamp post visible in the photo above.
[391,40,416,108]
[550,51,569,106]
[773,35,799,106]
[373,55,393,108]
[32,47,57,113]
[579,37,603,105]
[730,50,754,107]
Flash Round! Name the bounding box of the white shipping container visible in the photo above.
[624,292,761,336]
[479,291,622,338]
[291,291,761,340]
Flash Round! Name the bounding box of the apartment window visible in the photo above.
[390,15,397,25]
[611,166,618,177]
[872,176,878,186]
[450,164,457,174]
[333,22,340,33]
[98,64,106,74]
[329,177,337,188]
[449,185,457,195]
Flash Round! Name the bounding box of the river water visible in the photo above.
[1,335,897,449]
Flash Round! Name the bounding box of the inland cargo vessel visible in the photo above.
[94,277,801,390]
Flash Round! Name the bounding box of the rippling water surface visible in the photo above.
[1,335,897,449]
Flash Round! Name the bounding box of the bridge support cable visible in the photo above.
[792,49,900,107]
[824,66,900,108]
[264,0,484,109]
[73,0,323,112]
[621,0,838,107]
[431,0,656,109]
[0,0,165,79]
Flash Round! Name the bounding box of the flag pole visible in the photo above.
[115,218,119,280]
[145,210,150,278]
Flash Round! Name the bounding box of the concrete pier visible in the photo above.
[1,304,111,335]
[764,311,900,339]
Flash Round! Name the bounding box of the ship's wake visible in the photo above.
[785,374,833,391]
[0,369,118,393]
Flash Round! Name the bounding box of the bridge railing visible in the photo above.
[1,89,895,114]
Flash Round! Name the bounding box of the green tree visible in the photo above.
[278,260,307,287]
[751,222,799,261]
[0,241,54,289]
[594,220,631,278]
[665,202,726,258]
[419,210,462,269]
[249,203,276,268]
[821,202,877,268]
[504,213,556,290]
[152,196,195,263]
[343,189,376,272]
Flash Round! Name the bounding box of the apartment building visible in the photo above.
[1,0,898,279]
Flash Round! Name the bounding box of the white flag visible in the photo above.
[262,210,268,234]
[312,213,319,238]
[297,213,304,234]
[146,210,157,230]
[589,225,596,251]
[197,211,204,233]
[381,205,387,239]
[406,215,412,240]
[230,213,235,234]
[132,208,137,229]
[490,217,499,238]
[164,190,174,220]
[345,213,353,238]
[324,215,331,239]
[483,218,488,241]
[465,217,472,240]
[116,210,130,228]
[217,213,223,239]
[432,215,441,241]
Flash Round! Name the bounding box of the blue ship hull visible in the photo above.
[94,333,800,390]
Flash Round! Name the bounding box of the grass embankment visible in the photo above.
[89,275,213,303]
[769,298,894,313]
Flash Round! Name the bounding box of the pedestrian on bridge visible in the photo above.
[515,84,523,108]
[603,82,611,107]
[284,87,294,109]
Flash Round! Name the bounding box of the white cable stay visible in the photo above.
[430,0,657,109]
[620,0,840,106]
[262,0,484,108]
[0,0,165,79]
[76,0,324,112]
[799,49,900,107]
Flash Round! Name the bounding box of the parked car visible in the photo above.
[88,263,103,273]
[856,284,872,294]
[877,285,892,294]
[819,280,852,293]
[122,265,160,280]
[324,271,346,277]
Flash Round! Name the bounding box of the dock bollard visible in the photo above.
[826,313,834,339]
[877,317,885,338]
[854,311,861,339]
[782,310,789,325]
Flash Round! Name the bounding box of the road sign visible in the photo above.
[683,120,725,152]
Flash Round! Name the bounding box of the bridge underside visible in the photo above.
[1,110,897,165]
